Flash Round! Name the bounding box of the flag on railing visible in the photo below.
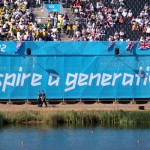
[138,41,150,50]
[126,41,134,51]
[15,41,24,53]
[107,41,115,50]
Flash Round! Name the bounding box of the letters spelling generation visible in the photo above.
[0,66,149,92]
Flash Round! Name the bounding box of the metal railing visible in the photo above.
[1,98,150,104]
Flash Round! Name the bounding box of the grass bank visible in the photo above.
[0,110,150,126]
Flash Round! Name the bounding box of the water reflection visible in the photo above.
[0,124,150,150]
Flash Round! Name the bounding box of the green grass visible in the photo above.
[0,110,150,126]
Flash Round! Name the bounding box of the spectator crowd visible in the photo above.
[0,0,68,41]
[0,0,149,42]
[66,0,150,42]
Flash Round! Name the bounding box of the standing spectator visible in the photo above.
[37,91,42,107]
[41,91,47,107]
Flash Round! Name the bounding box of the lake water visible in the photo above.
[0,125,150,150]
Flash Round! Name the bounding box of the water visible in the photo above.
[0,125,150,150]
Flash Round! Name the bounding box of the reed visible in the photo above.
[0,110,150,126]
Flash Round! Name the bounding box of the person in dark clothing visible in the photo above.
[37,91,42,107]
[41,91,47,107]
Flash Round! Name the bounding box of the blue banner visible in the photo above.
[45,4,60,12]
[0,42,150,100]
[0,41,25,55]
[1,41,150,56]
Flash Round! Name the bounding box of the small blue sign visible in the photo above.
[45,4,60,12]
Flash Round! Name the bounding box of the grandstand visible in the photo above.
[104,0,150,41]
[68,0,149,41]
[0,0,149,42]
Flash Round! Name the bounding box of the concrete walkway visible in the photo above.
[0,103,149,112]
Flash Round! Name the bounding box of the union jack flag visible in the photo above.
[138,41,150,50]
[126,41,134,51]
[107,41,115,50]
[15,41,24,53]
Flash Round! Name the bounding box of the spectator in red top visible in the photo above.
[75,0,81,7]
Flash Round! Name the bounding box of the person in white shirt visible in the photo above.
[86,27,91,34]
[144,10,148,16]
[135,16,142,25]
[17,31,21,40]
[108,36,112,41]
[146,26,150,34]
[24,33,28,41]
[57,13,62,21]
[19,23,25,30]
[96,2,101,9]
[119,37,124,41]
[118,6,123,13]
[140,36,145,42]
[122,9,127,17]
[120,30,125,37]
[127,10,132,18]
[24,0,28,6]
[140,11,144,17]
[126,38,130,42]
[51,27,58,33]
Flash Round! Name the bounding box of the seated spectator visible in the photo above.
[140,36,145,42]
[146,26,150,36]
[127,10,132,18]
[132,22,138,31]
